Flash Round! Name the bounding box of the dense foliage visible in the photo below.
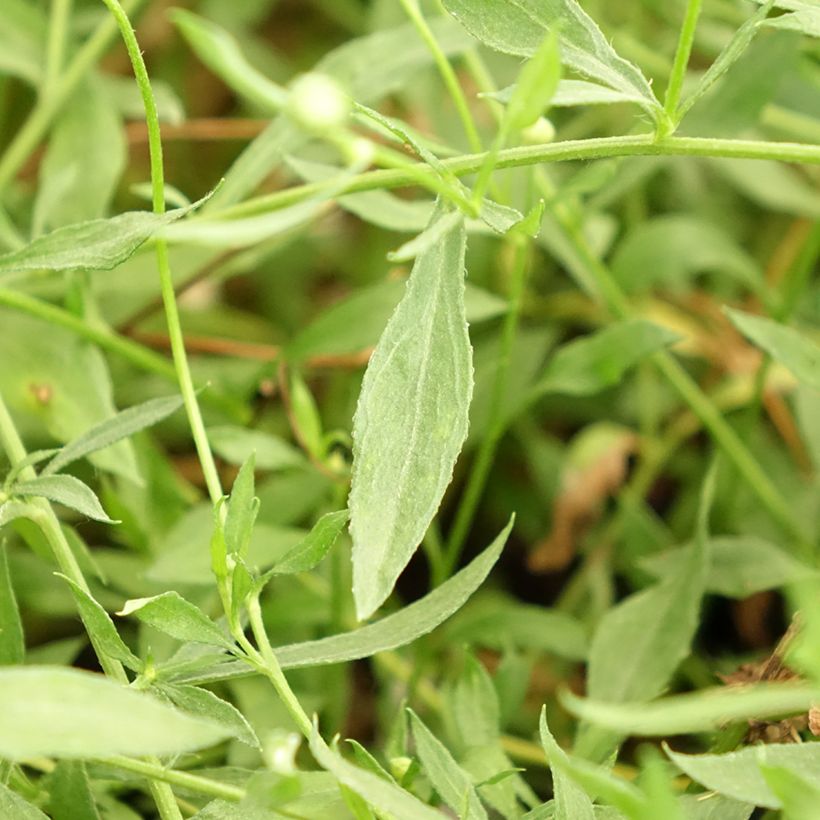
[0,0,819,817]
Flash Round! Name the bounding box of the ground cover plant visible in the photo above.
[0,0,819,816]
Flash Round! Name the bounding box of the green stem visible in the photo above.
[220,133,820,221]
[101,756,246,802]
[99,0,223,506]
[0,0,145,195]
[661,0,703,132]
[444,238,530,575]
[44,0,73,99]
[397,0,483,154]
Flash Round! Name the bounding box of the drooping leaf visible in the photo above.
[58,575,142,672]
[349,204,472,619]
[118,592,233,649]
[0,545,24,664]
[408,709,488,820]
[442,0,660,118]
[0,666,230,759]
[269,510,349,575]
[44,395,185,477]
[640,535,816,598]
[207,425,305,471]
[159,682,260,749]
[564,682,820,736]
[539,709,596,820]
[174,520,510,683]
[666,742,820,810]
[309,729,443,820]
[726,308,820,389]
[530,320,679,398]
[12,475,117,524]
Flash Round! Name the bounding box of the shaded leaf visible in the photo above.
[349,205,472,619]
[0,666,229,759]
[49,761,101,820]
[0,546,24,664]
[207,425,305,471]
[505,30,562,131]
[0,784,49,820]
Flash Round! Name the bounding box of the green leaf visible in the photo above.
[0,783,49,820]
[34,76,125,232]
[408,709,488,820]
[349,205,472,619]
[58,575,142,672]
[565,682,820,737]
[505,30,562,131]
[677,1,775,120]
[309,729,443,820]
[759,764,820,819]
[0,0,46,85]
[118,592,234,649]
[765,8,820,37]
[666,742,820,810]
[488,78,646,109]
[171,9,288,114]
[44,395,185,477]
[442,0,659,117]
[726,308,820,389]
[530,320,679,398]
[0,545,24,665]
[175,519,511,683]
[49,761,101,820]
[0,666,230,759]
[640,535,816,598]
[269,510,349,575]
[539,709,596,820]
[159,683,260,749]
[387,211,463,263]
[207,425,305,471]
[12,475,117,524]
[225,455,259,558]
[0,204,202,280]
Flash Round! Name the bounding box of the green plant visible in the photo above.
[0,0,819,817]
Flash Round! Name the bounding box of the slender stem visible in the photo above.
[44,0,74,99]
[396,0,483,154]
[101,756,246,802]
[0,0,145,195]
[220,134,820,221]
[98,0,223,506]
[661,0,703,132]
[246,595,313,738]
[444,238,530,576]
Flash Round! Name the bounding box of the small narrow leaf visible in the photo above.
[224,455,259,558]
[310,729,443,820]
[0,666,230,759]
[442,0,660,118]
[0,546,24,664]
[44,395,185,476]
[726,307,820,389]
[269,510,349,575]
[159,683,260,749]
[538,709,596,820]
[387,210,462,262]
[13,475,118,524]
[531,320,679,398]
[0,203,202,279]
[57,575,142,671]
[349,204,472,619]
[408,709,488,820]
[118,592,233,649]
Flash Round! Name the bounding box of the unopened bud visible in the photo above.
[521,116,555,145]
[288,73,351,132]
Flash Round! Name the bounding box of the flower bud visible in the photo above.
[288,73,351,132]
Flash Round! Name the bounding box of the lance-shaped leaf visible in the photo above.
[0,201,202,280]
[0,546,24,665]
[442,0,660,118]
[349,205,472,620]
[268,509,349,575]
[0,666,229,759]
[44,394,185,476]
[12,475,117,524]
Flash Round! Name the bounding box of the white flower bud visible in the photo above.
[521,116,556,145]
[288,73,351,132]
